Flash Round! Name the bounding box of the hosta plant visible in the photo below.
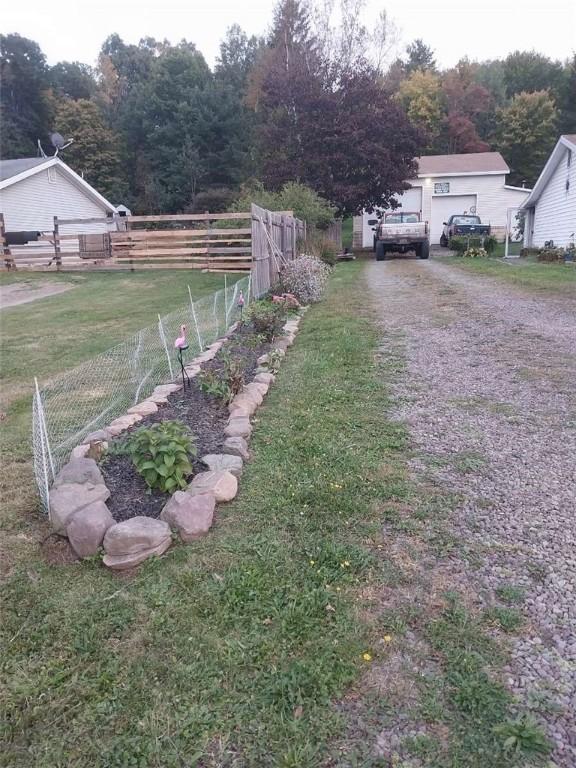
[126,420,196,494]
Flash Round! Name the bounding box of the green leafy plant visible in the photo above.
[197,352,244,404]
[304,234,340,265]
[494,716,551,758]
[449,235,485,253]
[126,420,196,494]
[482,235,498,254]
[267,348,284,374]
[246,299,286,341]
[462,246,489,258]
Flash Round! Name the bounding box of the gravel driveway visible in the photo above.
[366,258,576,766]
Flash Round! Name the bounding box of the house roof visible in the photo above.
[0,157,49,182]
[417,152,510,177]
[0,156,117,214]
[521,135,575,209]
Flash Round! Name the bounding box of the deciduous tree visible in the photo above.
[493,91,558,185]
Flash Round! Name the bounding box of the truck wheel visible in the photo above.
[439,234,448,247]
[419,241,430,260]
[375,242,386,261]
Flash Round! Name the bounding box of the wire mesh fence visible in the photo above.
[32,274,251,513]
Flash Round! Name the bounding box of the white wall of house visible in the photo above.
[0,166,111,233]
[525,145,575,248]
[354,174,531,247]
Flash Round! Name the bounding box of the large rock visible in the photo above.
[188,470,238,502]
[66,501,114,558]
[53,458,105,488]
[85,428,111,442]
[241,384,263,406]
[222,436,250,460]
[201,453,243,477]
[257,353,269,366]
[228,395,257,416]
[253,372,275,386]
[103,516,171,557]
[229,402,253,419]
[160,491,216,542]
[70,444,90,460]
[145,393,169,405]
[224,416,252,439]
[275,338,291,353]
[153,383,181,397]
[49,482,111,534]
[103,539,172,570]
[127,400,158,416]
[107,413,142,436]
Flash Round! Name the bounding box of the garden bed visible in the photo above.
[100,324,274,522]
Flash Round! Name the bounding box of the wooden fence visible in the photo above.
[250,204,306,297]
[1,206,309,292]
[110,212,252,272]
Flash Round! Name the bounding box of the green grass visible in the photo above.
[341,217,353,249]
[447,254,576,293]
[0,263,410,766]
[0,264,550,766]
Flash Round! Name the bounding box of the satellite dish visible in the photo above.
[48,132,74,155]
[50,132,66,150]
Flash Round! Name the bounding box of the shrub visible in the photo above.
[197,352,245,404]
[230,180,336,229]
[303,234,339,265]
[482,235,498,254]
[462,247,488,258]
[449,235,486,253]
[126,421,195,494]
[537,247,564,262]
[278,255,331,304]
[246,299,286,341]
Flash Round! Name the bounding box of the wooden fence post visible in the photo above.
[53,216,62,270]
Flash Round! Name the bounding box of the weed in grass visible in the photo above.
[452,451,487,474]
[484,606,524,633]
[494,716,552,760]
[496,584,526,605]
[527,560,548,583]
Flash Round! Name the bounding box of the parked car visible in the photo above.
[368,212,430,260]
[439,215,490,247]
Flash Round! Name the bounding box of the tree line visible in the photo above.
[1,0,574,216]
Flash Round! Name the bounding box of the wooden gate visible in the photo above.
[250,204,306,297]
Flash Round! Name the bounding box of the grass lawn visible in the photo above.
[1,264,547,766]
[447,255,576,294]
[341,217,353,249]
[0,270,237,568]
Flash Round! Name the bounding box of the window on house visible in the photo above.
[434,182,450,194]
[47,166,57,183]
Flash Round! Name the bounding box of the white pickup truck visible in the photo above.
[368,212,430,260]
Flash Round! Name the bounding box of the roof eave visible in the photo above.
[521,136,574,208]
[415,169,508,179]
[0,157,117,213]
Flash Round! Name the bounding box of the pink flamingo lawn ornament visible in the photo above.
[174,325,190,389]
[237,290,245,320]
[174,324,188,350]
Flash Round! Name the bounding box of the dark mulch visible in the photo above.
[100,324,272,522]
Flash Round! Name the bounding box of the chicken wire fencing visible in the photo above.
[32,274,251,513]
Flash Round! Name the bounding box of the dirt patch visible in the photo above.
[0,280,73,308]
[101,325,271,522]
[40,533,79,566]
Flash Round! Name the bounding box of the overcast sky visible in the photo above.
[4,0,575,69]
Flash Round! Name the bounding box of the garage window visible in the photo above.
[434,182,450,194]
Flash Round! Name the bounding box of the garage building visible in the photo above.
[354,152,531,247]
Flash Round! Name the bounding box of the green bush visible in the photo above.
[450,236,486,253]
[246,299,286,341]
[197,352,245,404]
[482,235,498,254]
[126,421,196,493]
[230,180,335,229]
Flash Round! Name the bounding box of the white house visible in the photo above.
[354,152,532,247]
[521,135,576,249]
[0,156,117,233]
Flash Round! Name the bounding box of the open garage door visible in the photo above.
[431,195,477,243]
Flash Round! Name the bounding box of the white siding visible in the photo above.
[530,146,576,248]
[0,167,109,232]
[355,174,530,247]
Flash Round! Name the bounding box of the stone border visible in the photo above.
[47,313,304,570]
